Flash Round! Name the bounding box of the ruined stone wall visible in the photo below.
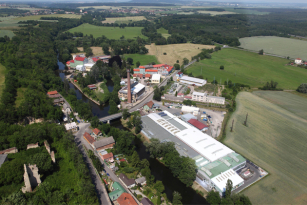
[27,142,39,150]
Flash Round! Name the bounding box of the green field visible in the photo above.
[0,30,14,38]
[123,54,159,68]
[68,24,147,39]
[224,91,307,204]
[225,8,270,15]
[187,48,307,89]
[0,63,6,97]
[239,36,307,60]
[102,16,146,24]
[157,27,171,38]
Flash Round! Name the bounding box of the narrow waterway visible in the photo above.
[57,58,208,204]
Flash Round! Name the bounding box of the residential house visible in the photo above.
[151,74,161,84]
[118,173,136,188]
[93,136,115,151]
[295,58,302,65]
[141,197,154,205]
[0,154,8,168]
[145,74,151,79]
[101,152,114,162]
[87,84,97,90]
[135,176,146,186]
[108,182,127,201]
[83,132,96,148]
[65,122,78,132]
[47,90,61,98]
[92,128,103,139]
[117,193,137,205]
[143,101,154,111]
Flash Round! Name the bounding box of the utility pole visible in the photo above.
[230,119,234,132]
[244,113,248,126]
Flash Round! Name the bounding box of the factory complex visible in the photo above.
[141,110,246,196]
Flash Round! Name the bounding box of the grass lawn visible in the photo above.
[0,63,6,97]
[224,91,307,204]
[157,27,171,38]
[195,84,216,93]
[187,48,307,89]
[123,54,159,68]
[15,88,27,107]
[68,23,147,39]
[0,30,14,38]
[239,36,307,60]
[102,16,146,24]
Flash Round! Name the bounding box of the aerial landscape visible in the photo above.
[0,0,307,205]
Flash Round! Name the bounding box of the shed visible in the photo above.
[181,113,197,122]
[188,119,208,131]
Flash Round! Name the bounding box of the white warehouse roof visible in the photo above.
[65,122,77,131]
[211,169,244,192]
[180,76,206,85]
[182,106,200,113]
[175,128,234,162]
[132,83,145,94]
[193,91,206,96]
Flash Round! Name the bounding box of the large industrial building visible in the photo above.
[118,82,145,102]
[141,111,246,196]
[192,91,226,105]
[133,64,174,77]
[179,76,207,86]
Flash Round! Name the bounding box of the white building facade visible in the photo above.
[295,58,302,65]
[152,74,161,84]
[192,92,225,105]
[180,76,207,86]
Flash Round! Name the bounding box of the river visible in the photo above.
[58,59,208,204]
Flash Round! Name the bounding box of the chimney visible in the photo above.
[127,68,132,103]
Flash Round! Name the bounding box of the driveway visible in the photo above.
[74,123,111,205]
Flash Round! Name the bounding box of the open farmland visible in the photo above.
[68,23,147,39]
[102,16,146,24]
[197,10,237,15]
[123,54,159,68]
[14,14,81,20]
[146,43,215,65]
[0,30,14,38]
[239,36,307,60]
[187,48,307,89]
[224,91,307,204]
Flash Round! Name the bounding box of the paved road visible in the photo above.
[74,123,111,205]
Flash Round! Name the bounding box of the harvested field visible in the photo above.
[224,91,307,204]
[68,23,147,39]
[239,36,307,60]
[187,48,307,90]
[76,47,104,56]
[145,43,215,65]
[102,16,146,24]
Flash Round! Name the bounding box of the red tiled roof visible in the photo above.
[177,93,184,96]
[133,74,138,77]
[146,69,158,72]
[102,152,113,159]
[296,58,302,60]
[184,96,192,99]
[188,119,208,130]
[178,72,183,75]
[75,57,86,61]
[166,66,173,72]
[93,128,101,135]
[47,90,58,95]
[88,84,96,87]
[119,158,126,162]
[139,66,145,68]
[66,60,74,64]
[83,132,96,144]
[145,74,151,78]
[117,193,137,205]
[144,101,154,108]
[153,64,165,68]
[92,57,100,62]
[134,69,140,71]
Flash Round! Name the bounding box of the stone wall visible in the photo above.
[44,140,55,163]
[0,147,18,155]
[22,164,41,193]
[27,142,39,150]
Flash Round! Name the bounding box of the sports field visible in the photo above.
[239,36,307,60]
[68,24,147,39]
[187,48,307,89]
[157,27,171,38]
[146,43,215,65]
[102,16,146,24]
[224,91,307,204]
[123,54,159,68]
[0,63,6,97]
[0,30,14,38]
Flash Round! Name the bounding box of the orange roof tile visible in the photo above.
[146,69,158,72]
[133,69,140,71]
[83,132,95,144]
[117,193,138,205]
[145,74,151,78]
[47,90,58,95]
[93,128,101,135]
[102,152,113,159]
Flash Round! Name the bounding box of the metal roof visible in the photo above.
[93,136,115,149]
[180,76,206,84]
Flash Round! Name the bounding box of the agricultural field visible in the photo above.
[197,10,237,15]
[68,23,147,39]
[187,48,307,90]
[157,27,171,38]
[123,54,159,68]
[225,8,270,15]
[0,63,6,97]
[102,16,146,24]
[77,47,104,56]
[239,36,307,60]
[145,43,215,65]
[0,30,14,38]
[224,91,307,204]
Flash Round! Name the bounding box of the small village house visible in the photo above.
[101,152,114,162]
[93,136,115,151]
[92,128,103,139]
[135,176,146,186]
[117,193,137,205]
[65,122,78,132]
[143,101,154,111]
[295,58,302,65]
[108,182,127,201]
[151,74,161,84]
[118,173,136,188]
[141,197,154,205]
[83,132,96,148]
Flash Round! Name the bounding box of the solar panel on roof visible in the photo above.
[158,112,165,115]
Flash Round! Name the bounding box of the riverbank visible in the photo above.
[70,79,101,106]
